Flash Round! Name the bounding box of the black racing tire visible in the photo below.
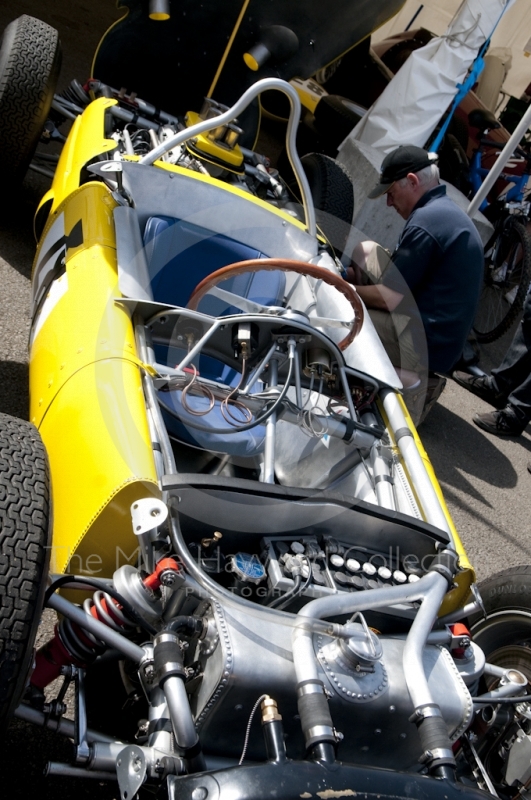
[470,567,531,682]
[438,133,470,193]
[447,113,470,153]
[0,15,61,185]
[473,219,531,343]
[290,153,354,256]
[0,414,51,733]
[313,95,365,149]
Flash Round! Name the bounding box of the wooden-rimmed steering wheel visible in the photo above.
[187,258,364,351]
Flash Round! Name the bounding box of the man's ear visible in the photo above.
[407,172,421,189]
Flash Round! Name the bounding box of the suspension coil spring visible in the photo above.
[60,590,137,663]
[31,559,181,692]
[31,590,136,690]
[59,79,91,108]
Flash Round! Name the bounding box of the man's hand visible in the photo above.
[354,283,403,312]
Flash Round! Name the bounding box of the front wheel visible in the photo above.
[0,15,61,185]
[0,414,51,733]
[473,219,531,344]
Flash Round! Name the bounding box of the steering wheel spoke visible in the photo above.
[187,258,364,350]
[206,286,273,314]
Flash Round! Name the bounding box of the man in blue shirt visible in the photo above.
[345,146,484,392]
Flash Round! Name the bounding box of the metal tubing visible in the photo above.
[473,666,528,707]
[242,342,278,393]
[263,357,279,483]
[135,319,177,476]
[370,442,395,510]
[291,572,449,765]
[339,365,358,422]
[46,762,117,780]
[139,77,316,237]
[175,319,223,372]
[437,600,483,626]
[163,675,200,750]
[28,163,56,178]
[110,104,160,131]
[292,571,444,687]
[292,343,303,408]
[14,704,115,743]
[281,407,376,446]
[147,686,173,752]
[467,102,531,218]
[90,742,133,771]
[47,594,145,663]
[402,572,449,709]
[143,370,171,480]
[381,389,450,531]
[484,662,509,678]
[51,98,78,120]
[472,680,528,711]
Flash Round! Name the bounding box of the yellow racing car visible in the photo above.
[1,9,531,800]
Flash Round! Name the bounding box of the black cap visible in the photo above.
[368,145,439,199]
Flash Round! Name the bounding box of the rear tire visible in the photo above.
[473,219,531,343]
[313,95,364,149]
[0,414,51,733]
[289,153,354,256]
[0,15,61,184]
[470,566,531,681]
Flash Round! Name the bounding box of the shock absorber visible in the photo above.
[31,590,135,691]
[30,559,181,692]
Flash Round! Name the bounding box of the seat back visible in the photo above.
[144,215,286,457]
[144,215,285,308]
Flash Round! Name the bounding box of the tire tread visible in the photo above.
[0,413,50,731]
[0,15,61,182]
[473,219,531,343]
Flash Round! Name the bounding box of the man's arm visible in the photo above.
[354,283,404,311]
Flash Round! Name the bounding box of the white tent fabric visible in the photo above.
[351,0,518,154]
[372,0,531,100]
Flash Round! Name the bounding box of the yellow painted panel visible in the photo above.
[49,97,117,212]
[382,395,474,615]
[396,396,473,572]
[30,186,137,427]
[63,181,117,257]
[39,357,159,576]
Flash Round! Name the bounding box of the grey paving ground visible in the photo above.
[1,1,531,797]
